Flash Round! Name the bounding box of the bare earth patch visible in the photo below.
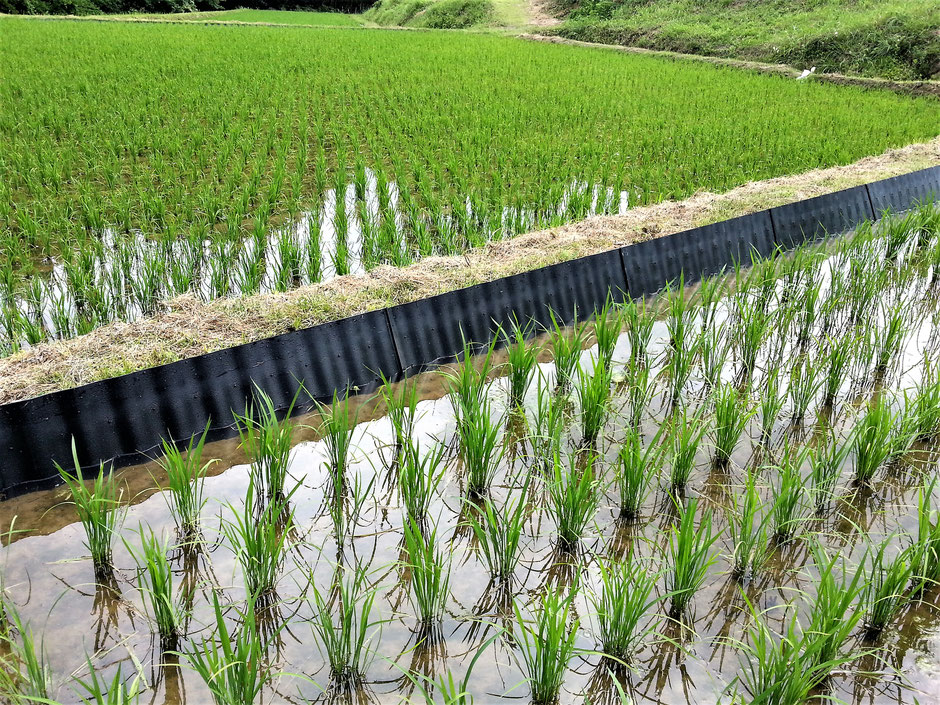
[527,0,561,27]
[0,138,937,404]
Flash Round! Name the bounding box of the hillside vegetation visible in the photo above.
[364,0,518,28]
[550,0,940,80]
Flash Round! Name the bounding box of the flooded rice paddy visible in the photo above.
[0,173,628,356]
[2,207,940,704]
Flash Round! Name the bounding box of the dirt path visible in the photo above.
[527,0,560,27]
[1,139,937,404]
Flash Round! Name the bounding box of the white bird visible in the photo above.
[797,66,817,80]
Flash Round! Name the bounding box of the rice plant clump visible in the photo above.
[853,395,897,486]
[56,440,123,581]
[184,592,273,705]
[668,407,706,493]
[402,518,451,631]
[503,318,538,411]
[0,595,53,704]
[466,490,528,583]
[157,423,214,544]
[666,498,716,619]
[398,440,446,528]
[223,486,293,609]
[513,586,579,705]
[711,383,752,468]
[308,565,379,687]
[547,452,600,551]
[592,554,660,662]
[126,528,190,650]
[616,427,663,520]
[728,468,769,581]
[235,388,296,506]
[862,537,913,637]
[576,356,612,446]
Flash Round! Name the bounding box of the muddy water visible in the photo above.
[2,241,940,704]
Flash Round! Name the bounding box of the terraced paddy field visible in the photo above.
[1,17,937,355]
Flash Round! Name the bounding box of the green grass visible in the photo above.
[553,0,940,80]
[1,19,937,354]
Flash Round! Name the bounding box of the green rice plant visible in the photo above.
[308,564,379,686]
[593,298,622,371]
[694,273,725,332]
[458,392,503,498]
[624,357,653,429]
[758,366,785,445]
[736,602,844,705]
[728,467,769,580]
[805,543,864,672]
[576,356,612,446]
[445,336,494,433]
[183,592,272,705]
[126,528,190,650]
[466,488,528,583]
[513,586,579,704]
[616,427,663,520]
[529,371,566,473]
[711,383,752,468]
[768,444,806,544]
[316,391,357,502]
[874,300,909,376]
[223,486,292,608]
[398,440,446,527]
[235,387,295,506]
[809,429,852,512]
[156,422,213,543]
[853,396,897,486]
[396,634,500,705]
[402,518,450,630]
[0,594,53,703]
[668,406,707,492]
[821,334,854,408]
[56,439,123,581]
[862,537,913,637]
[734,292,770,385]
[906,360,940,441]
[592,553,660,661]
[666,497,716,618]
[502,318,537,411]
[549,311,588,394]
[73,664,142,705]
[379,374,417,465]
[700,324,730,391]
[910,477,940,592]
[623,299,654,370]
[330,464,375,550]
[664,280,698,408]
[787,357,820,426]
[547,452,599,550]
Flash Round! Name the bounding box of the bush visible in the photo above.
[417,0,490,28]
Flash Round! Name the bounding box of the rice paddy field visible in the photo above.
[1,18,938,356]
[2,205,940,704]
